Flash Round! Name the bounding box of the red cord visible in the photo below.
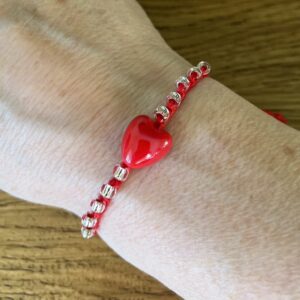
[264,110,288,124]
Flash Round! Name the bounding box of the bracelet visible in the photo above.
[81,61,211,239]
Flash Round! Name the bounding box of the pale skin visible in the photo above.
[0,1,299,299]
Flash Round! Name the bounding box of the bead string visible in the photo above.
[81,61,211,239]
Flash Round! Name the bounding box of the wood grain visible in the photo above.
[1,0,299,299]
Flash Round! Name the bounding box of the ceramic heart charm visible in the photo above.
[122,115,173,169]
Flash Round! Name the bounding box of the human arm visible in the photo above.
[0,1,299,299]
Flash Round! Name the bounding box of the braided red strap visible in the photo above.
[81,61,211,238]
[80,62,288,239]
[264,110,288,124]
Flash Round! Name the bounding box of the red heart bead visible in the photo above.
[122,115,173,169]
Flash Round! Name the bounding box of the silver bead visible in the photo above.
[176,76,190,91]
[166,92,182,106]
[187,66,202,80]
[197,61,211,76]
[81,226,95,239]
[100,183,116,199]
[113,164,129,182]
[91,200,106,214]
[154,105,170,121]
[81,215,98,228]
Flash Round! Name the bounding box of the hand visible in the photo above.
[0,0,187,213]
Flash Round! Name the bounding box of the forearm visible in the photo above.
[2,35,299,298]
[99,74,300,299]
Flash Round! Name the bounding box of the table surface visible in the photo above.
[1,0,299,299]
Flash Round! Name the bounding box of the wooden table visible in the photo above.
[1,0,299,299]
